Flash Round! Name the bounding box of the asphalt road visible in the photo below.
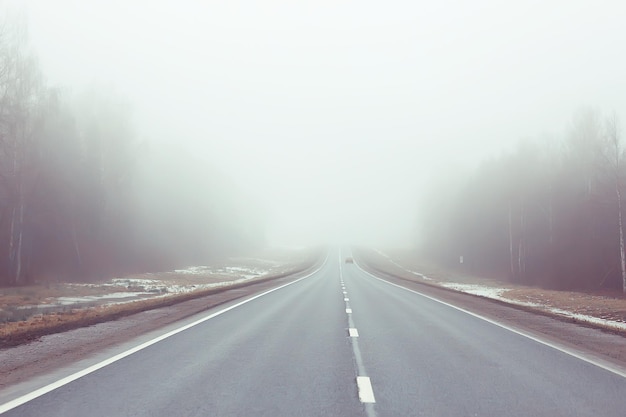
[2,249,626,416]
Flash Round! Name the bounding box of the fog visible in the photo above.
[20,0,626,248]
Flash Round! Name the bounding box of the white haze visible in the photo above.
[21,0,626,247]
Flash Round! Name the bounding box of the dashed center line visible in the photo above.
[339,251,376,415]
[356,376,376,403]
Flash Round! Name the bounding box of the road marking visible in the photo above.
[349,328,359,337]
[0,259,328,415]
[356,376,376,403]
[344,297,349,301]
[340,251,377,416]
[354,261,626,380]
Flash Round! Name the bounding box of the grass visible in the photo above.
[356,247,626,331]
[0,248,322,347]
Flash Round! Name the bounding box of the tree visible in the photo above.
[604,113,626,292]
[417,110,626,291]
[0,14,45,284]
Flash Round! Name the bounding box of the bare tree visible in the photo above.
[0,14,44,284]
[604,113,626,292]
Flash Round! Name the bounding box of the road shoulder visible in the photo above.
[354,248,626,373]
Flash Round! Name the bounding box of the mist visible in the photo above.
[10,0,626,252]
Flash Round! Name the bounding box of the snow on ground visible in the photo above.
[379,251,626,332]
[172,266,211,275]
[39,261,280,309]
[440,283,509,299]
[56,292,152,305]
[548,308,626,331]
[173,265,271,279]
[440,283,626,331]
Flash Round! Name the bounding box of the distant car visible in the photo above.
[345,257,354,264]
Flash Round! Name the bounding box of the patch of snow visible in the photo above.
[441,282,626,332]
[548,308,626,331]
[223,266,266,279]
[56,292,151,305]
[112,278,168,293]
[173,266,211,275]
[440,283,508,299]
[112,278,160,286]
[171,264,272,279]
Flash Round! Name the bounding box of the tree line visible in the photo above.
[0,15,263,286]
[419,109,626,292]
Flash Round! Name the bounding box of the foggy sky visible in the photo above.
[20,0,626,247]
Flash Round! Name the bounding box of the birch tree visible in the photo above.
[604,114,626,292]
[0,15,44,285]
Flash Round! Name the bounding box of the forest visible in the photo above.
[0,16,263,286]
[419,110,626,292]
[3,6,624,295]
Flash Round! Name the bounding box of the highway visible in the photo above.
[2,249,626,416]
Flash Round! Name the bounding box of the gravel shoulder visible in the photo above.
[353,247,626,372]
[0,251,323,392]
[0,249,319,347]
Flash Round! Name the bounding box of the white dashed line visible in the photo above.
[339,251,376,415]
[356,376,376,403]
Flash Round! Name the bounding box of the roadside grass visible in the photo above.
[0,286,222,344]
[0,283,133,322]
[0,249,322,347]
[356,247,626,332]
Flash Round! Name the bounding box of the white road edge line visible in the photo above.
[349,328,359,337]
[356,376,376,403]
[0,257,329,415]
[355,261,626,379]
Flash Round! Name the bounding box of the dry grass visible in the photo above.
[357,247,626,327]
[1,289,208,343]
[503,287,626,322]
[0,248,322,347]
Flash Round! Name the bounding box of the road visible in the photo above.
[2,249,626,416]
